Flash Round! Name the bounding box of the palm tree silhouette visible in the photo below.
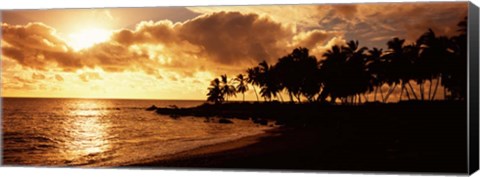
[275,47,320,103]
[318,45,347,103]
[366,47,385,102]
[401,44,420,100]
[207,78,224,104]
[342,40,372,104]
[444,17,467,100]
[234,74,249,102]
[381,37,407,102]
[417,29,455,101]
[319,41,372,105]
[275,54,299,102]
[257,61,282,101]
[221,74,237,102]
[246,67,261,102]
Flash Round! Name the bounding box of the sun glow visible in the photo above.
[67,28,112,51]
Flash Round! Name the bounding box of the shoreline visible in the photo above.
[124,127,285,168]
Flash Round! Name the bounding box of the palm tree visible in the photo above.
[246,67,261,102]
[275,47,321,103]
[401,44,420,101]
[258,61,282,101]
[275,54,299,102]
[342,40,371,104]
[444,17,467,100]
[220,74,236,102]
[366,47,385,102]
[417,29,455,101]
[382,37,407,102]
[207,78,224,104]
[318,45,347,103]
[234,74,248,102]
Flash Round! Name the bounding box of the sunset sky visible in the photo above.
[1,2,468,100]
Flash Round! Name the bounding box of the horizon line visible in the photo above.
[0,96,212,101]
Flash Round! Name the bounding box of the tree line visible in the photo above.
[207,18,467,105]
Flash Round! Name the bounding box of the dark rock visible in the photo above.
[146,105,158,111]
[253,118,268,125]
[257,119,268,126]
[274,120,286,126]
[218,118,233,124]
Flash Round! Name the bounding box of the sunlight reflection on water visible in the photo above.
[62,100,112,165]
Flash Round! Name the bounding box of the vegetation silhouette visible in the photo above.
[206,17,467,104]
[234,74,249,102]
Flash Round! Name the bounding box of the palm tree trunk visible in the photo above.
[358,94,362,105]
[379,85,385,102]
[407,82,418,100]
[399,84,404,101]
[404,84,411,100]
[243,93,245,102]
[430,77,440,101]
[289,91,294,103]
[444,86,447,100]
[383,83,398,102]
[252,85,259,102]
[373,86,378,102]
[296,94,301,103]
[428,79,433,100]
[363,93,369,103]
[330,96,336,104]
[317,88,329,103]
[420,83,424,101]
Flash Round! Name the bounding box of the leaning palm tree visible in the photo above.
[318,45,348,104]
[234,74,249,102]
[246,67,261,102]
[274,47,321,103]
[256,60,282,101]
[220,74,236,102]
[366,47,385,102]
[342,40,371,104]
[444,17,467,100]
[417,29,454,101]
[401,44,420,101]
[206,78,224,104]
[382,37,406,102]
[275,54,298,102]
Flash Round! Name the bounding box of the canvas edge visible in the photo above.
[468,1,480,175]
[0,1,476,175]
[0,9,4,166]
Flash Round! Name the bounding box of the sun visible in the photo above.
[67,28,112,51]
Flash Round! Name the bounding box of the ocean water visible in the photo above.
[1,98,272,167]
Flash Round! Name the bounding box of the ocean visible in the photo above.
[1,97,271,167]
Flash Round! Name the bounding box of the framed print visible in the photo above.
[1,1,479,176]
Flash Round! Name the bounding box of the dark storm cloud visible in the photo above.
[321,2,468,48]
